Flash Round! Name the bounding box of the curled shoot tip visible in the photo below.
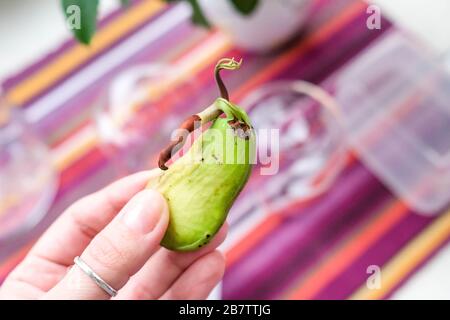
[215,57,243,101]
[215,57,242,72]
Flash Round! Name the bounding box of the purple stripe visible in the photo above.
[313,211,434,299]
[278,15,392,85]
[270,182,392,299]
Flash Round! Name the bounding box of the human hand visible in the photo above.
[0,169,227,300]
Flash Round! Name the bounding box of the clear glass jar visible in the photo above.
[0,94,58,241]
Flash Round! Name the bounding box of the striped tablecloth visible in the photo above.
[1,0,450,300]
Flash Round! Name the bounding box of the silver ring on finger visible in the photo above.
[73,256,118,297]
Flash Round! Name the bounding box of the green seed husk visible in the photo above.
[147,58,255,251]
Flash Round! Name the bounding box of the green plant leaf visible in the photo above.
[61,0,99,45]
[145,0,210,28]
[120,0,130,7]
[230,0,259,15]
[187,0,210,27]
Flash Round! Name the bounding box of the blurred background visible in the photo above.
[1,0,450,299]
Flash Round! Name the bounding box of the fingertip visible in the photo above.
[145,189,170,230]
[208,250,226,278]
[119,189,169,235]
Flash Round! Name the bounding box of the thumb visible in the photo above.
[44,189,169,299]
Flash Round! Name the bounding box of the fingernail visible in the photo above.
[120,190,165,234]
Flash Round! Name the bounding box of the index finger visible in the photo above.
[29,169,162,267]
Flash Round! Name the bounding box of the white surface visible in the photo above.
[0,0,449,299]
[0,0,119,82]
[391,243,450,300]
[199,0,313,52]
[373,0,450,54]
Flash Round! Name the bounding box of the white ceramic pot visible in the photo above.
[198,0,314,52]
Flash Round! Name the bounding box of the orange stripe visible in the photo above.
[231,0,366,102]
[7,0,165,106]
[287,201,409,299]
